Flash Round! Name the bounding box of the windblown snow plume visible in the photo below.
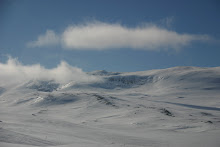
[0,57,100,87]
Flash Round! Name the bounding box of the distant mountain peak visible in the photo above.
[89,70,121,76]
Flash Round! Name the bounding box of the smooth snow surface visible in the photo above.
[0,66,220,147]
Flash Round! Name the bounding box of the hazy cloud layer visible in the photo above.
[27,30,60,47]
[0,57,100,87]
[27,21,211,50]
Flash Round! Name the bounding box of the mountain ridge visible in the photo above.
[0,66,220,147]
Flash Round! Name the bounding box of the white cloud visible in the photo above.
[27,30,60,47]
[0,57,100,87]
[27,21,212,50]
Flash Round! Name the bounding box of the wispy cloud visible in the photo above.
[160,16,174,28]
[27,21,212,51]
[0,57,100,87]
[27,30,60,48]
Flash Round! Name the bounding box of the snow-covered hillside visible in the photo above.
[0,66,220,147]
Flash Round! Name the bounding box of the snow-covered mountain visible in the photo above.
[0,66,220,147]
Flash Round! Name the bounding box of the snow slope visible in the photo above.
[0,66,220,147]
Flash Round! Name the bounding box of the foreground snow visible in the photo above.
[0,66,220,147]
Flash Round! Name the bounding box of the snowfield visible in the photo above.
[0,66,220,147]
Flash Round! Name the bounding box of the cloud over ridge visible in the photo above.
[0,57,99,87]
[27,21,211,50]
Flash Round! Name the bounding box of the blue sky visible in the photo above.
[0,0,220,72]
